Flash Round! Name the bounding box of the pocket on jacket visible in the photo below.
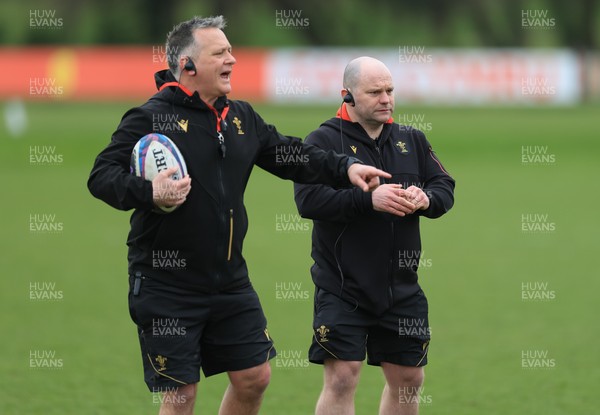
[127,277,139,325]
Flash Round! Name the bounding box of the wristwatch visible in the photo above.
[346,156,363,170]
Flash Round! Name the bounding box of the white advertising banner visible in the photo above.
[265,48,581,105]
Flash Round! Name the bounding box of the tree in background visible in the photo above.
[2,0,597,48]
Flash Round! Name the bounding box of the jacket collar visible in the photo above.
[335,102,394,124]
[333,103,394,146]
[154,69,228,111]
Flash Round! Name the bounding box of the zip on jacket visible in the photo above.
[88,69,355,292]
[294,109,455,315]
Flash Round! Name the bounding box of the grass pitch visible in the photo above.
[1,101,598,414]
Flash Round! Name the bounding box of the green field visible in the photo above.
[1,101,598,414]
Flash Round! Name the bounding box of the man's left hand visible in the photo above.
[404,185,430,212]
[348,164,391,192]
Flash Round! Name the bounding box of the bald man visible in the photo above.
[294,57,455,415]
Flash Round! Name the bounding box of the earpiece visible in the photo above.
[343,90,355,106]
[184,56,196,75]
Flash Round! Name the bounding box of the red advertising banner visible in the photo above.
[0,46,268,101]
[0,47,587,104]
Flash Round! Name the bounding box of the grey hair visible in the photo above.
[166,16,227,76]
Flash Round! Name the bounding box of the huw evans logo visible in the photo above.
[521,145,556,165]
[275,10,309,28]
[275,213,310,233]
[398,386,433,406]
[398,46,432,64]
[275,350,309,369]
[399,318,431,339]
[275,282,310,301]
[29,213,64,233]
[29,145,63,165]
[152,250,187,270]
[521,213,556,234]
[29,78,64,97]
[152,114,188,133]
[521,350,556,369]
[275,145,309,165]
[29,350,63,369]
[29,10,63,29]
[152,318,187,337]
[275,77,310,95]
[398,250,432,270]
[521,282,556,301]
[29,281,63,301]
[521,10,555,28]
[152,387,188,406]
[152,45,181,64]
[398,113,432,132]
[521,77,556,96]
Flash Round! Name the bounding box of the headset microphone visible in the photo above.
[343,90,355,106]
[339,88,355,152]
[184,56,196,75]
[337,88,359,312]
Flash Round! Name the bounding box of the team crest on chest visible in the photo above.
[396,141,409,153]
[232,117,244,135]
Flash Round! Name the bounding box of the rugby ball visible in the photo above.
[130,133,188,213]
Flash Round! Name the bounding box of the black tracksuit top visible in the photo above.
[294,112,455,315]
[88,70,354,292]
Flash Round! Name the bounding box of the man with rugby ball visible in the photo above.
[88,16,389,415]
